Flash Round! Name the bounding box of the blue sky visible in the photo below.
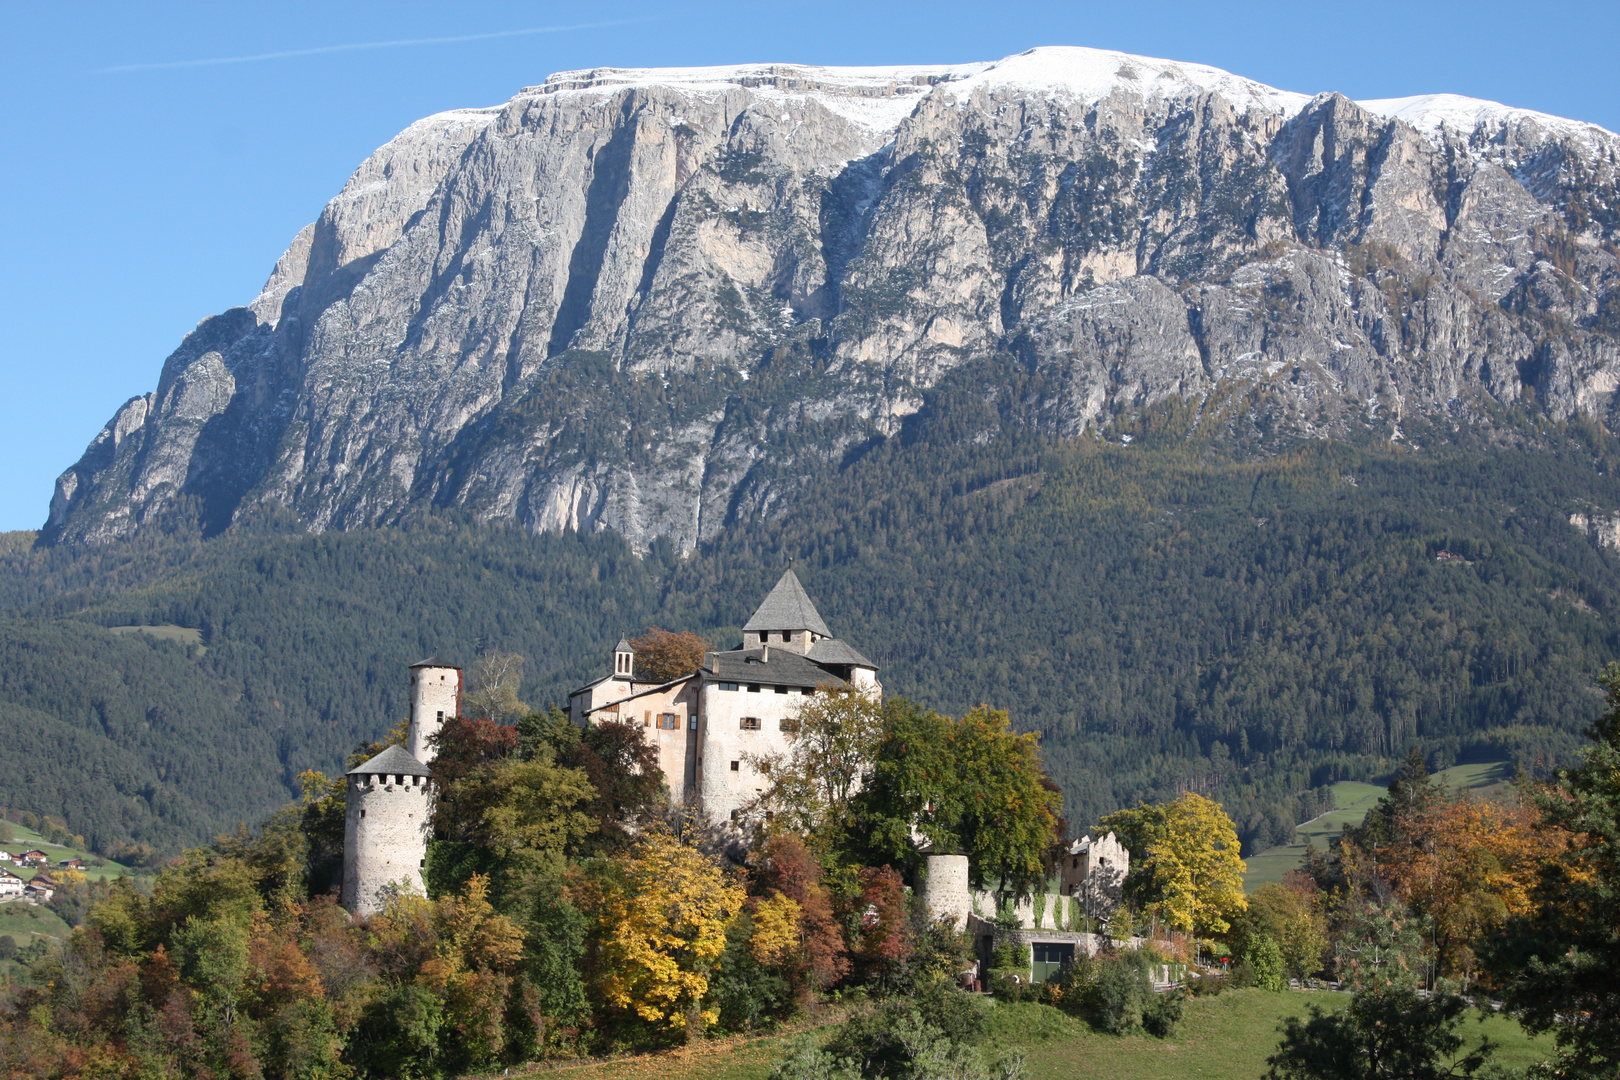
[2,1,1616,532]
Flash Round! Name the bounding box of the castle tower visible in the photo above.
[406,656,461,763]
[741,570,833,654]
[920,853,972,928]
[341,745,433,917]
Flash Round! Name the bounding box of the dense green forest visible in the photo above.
[5,396,1620,855]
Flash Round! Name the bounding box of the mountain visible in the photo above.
[13,48,1620,858]
[42,47,1620,550]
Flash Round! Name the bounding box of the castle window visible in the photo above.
[780,717,800,733]
[730,809,740,821]
[740,716,762,730]
[730,760,740,771]
[437,710,444,723]
[659,713,679,730]
[360,810,366,818]
[775,685,788,694]
[717,682,738,692]
[689,715,699,730]
[747,684,761,693]
[779,631,791,642]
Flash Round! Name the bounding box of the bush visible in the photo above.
[1144,988,1186,1038]
[787,985,1017,1080]
[1051,949,1180,1037]
[1267,986,1493,1079]
[1246,934,1288,992]
[1183,972,1228,997]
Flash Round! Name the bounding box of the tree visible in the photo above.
[1232,877,1327,983]
[755,834,850,991]
[1482,662,1620,1075]
[748,686,885,840]
[947,707,1063,898]
[629,628,710,683]
[1266,986,1494,1080]
[464,650,529,725]
[851,701,1064,898]
[1370,794,1559,983]
[1100,793,1247,937]
[590,830,746,1040]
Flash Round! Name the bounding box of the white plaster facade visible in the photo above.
[568,571,880,827]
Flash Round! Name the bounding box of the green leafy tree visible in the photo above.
[748,686,885,841]
[1266,987,1494,1080]
[852,701,1063,898]
[1482,662,1620,1075]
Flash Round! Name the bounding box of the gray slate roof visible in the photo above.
[347,744,432,777]
[705,646,845,689]
[410,655,458,670]
[615,637,633,652]
[807,638,876,668]
[742,570,832,636]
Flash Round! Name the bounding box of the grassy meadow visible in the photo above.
[1241,759,1519,892]
[515,989,1556,1080]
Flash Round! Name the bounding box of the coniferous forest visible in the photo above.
[6,388,1620,856]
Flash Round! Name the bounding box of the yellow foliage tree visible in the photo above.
[1357,794,1567,980]
[593,831,746,1039]
[748,892,803,967]
[1100,792,1247,937]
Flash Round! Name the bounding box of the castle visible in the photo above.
[566,569,880,823]
[340,656,461,917]
[342,571,1129,986]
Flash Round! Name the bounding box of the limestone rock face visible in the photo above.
[45,48,1620,548]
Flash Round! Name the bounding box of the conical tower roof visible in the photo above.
[347,744,431,777]
[743,570,832,637]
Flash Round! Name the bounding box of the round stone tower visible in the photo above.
[341,744,433,917]
[406,656,461,763]
[920,853,972,928]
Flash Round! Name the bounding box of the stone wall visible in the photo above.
[341,772,432,917]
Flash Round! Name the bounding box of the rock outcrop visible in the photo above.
[45,48,1620,548]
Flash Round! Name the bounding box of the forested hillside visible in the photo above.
[7,383,1620,855]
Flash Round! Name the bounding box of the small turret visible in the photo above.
[407,656,461,763]
[341,745,433,917]
[613,637,635,679]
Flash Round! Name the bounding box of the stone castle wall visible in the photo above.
[341,772,432,917]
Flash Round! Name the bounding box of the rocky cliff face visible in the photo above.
[45,48,1620,549]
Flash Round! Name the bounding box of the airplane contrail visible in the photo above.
[97,19,646,74]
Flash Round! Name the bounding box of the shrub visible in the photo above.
[1144,987,1186,1038]
[1246,934,1288,992]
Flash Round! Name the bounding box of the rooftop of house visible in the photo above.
[705,645,847,688]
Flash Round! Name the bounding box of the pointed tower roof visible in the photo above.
[347,744,431,777]
[743,570,832,637]
[409,655,458,669]
[615,637,633,652]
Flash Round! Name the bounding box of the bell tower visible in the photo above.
[613,637,635,680]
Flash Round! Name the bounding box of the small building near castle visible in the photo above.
[568,570,879,825]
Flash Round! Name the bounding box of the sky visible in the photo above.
[1,0,1617,532]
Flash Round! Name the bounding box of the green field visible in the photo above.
[0,818,136,884]
[1242,760,1519,891]
[525,990,1557,1080]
